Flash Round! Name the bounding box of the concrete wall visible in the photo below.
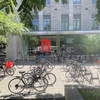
[6,35,24,60]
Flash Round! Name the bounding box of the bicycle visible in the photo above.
[14,58,24,69]
[65,59,92,84]
[5,58,24,69]
[0,60,15,76]
[30,58,54,72]
[28,65,56,85]
[0,62,5,79]
[8,71,48,94]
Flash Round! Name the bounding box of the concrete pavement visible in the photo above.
[0,62,100,99]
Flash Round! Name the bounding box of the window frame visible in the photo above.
[46,0,51,5]
[32,15,39,31]
[92,0,97,4]
[91,14,99,30]
[61,0,69,5]
[73,0,81,4]
[43,15,51,31]
[73,14,81,30]
[61,15,69,31]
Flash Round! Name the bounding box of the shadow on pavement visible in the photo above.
[0,92,65,100]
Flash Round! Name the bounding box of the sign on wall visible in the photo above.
[41,38,51,52]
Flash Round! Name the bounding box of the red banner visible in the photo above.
[41,38,51,52]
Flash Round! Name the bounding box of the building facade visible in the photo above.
[31,0,99,31]
[6,0,100,60]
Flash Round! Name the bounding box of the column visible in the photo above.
[13,36,17,60]
[56,35,60,54]
[39,11,43,31]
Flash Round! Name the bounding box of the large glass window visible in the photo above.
[66,38,74,43]
[66,47,74,53]
[92,0,97,4]
[61,0,68,4]
[73,0,81,4]
[46,0,50,5]
[91,14,99,30]
[43,15,51,31]
[32,15,39,31]
[73,14,81,30]
[61,15,69,30]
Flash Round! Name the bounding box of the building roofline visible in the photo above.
[24,30,100,35]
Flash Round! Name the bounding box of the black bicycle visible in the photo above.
[28,66,56,85]
[8,71,48,94]
[14,59,24,69]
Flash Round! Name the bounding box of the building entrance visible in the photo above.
[22,35,60,60]
[23,34,100,61]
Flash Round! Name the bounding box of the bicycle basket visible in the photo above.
[5,61,14,68]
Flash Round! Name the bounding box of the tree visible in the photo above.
[66,35,88,54]
[0,0,67,28]
[65,34,100,55]
[0,10,28,44]
[27,35,39,48]
[71,34,100,55]
[80,35,100,55]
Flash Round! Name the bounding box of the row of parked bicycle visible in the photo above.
[42,53,100,63]
[0,53,100,94]
[59,58,100,84]
[0,53,99,78]
[0,57,56,94]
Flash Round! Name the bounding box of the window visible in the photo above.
[92,0,97,4]
[66,38,74,43]
[61,15,69,30]
[73,14,81,30]
[73,0,81,4]
[32,15,39,31]
[61,0,68,4]
[43,15,51,31]
[66,47,74,53]
[46,0,50,5]
[91,14,99,30]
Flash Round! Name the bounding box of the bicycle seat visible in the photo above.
[19,71,25,74]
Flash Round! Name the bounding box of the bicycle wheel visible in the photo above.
[60,63,68,70]
[83,71,92,83]
[12,66,16,72]
[30,65,38,70]
[33,77,48,92]
[8,78,24,94]
[44,73,56,85]
[23,73,33,85]
[65,71,75,82]
[5,68,14,76]
[0,67,5,80]
[27,69,35,75]
[43,63,53,72]
[16,60,24,69]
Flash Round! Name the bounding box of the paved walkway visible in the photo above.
[0,62,100,99]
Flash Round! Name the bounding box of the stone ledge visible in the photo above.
[65,85,84,100]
